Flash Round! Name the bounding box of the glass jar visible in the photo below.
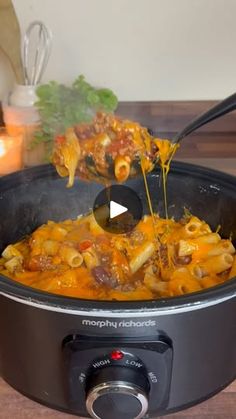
[3,101,45,167]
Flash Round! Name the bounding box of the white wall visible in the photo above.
[12,0,236,100]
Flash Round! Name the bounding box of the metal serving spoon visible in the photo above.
[171,92,236,144]
[65,92,236,184]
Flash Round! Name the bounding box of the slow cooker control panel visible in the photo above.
[86,352,150,419]
[63,336,173,418]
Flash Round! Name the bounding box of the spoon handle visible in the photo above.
[173,92,236,144]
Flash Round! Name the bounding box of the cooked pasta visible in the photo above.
[2,245,22,260]
[198,253,234,276]
[4,256,23,274]
[194,233,221,244]
[82,247,99,270]
[183,217,211,238]
[114,156,131,183]
[129,242,156,274]
[52,112,176,185]
[0,212,235,300]
[206,240,235,257]
[42,240,60,256]
[58,246,83,268]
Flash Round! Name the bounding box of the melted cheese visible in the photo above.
[55,128,81,187]
[1,116,234,301]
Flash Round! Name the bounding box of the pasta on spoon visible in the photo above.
[52,112,177,186]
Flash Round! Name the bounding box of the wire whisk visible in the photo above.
[22,20,52,86]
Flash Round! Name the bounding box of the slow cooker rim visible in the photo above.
[0,161,236,314]
[0,273,235,314]
[0,161,235,191]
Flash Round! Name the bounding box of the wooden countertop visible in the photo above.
[0,378,235,419]
[0,101,236,418]
[0,156,235,418]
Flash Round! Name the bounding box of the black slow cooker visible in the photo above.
[0,161,235,419]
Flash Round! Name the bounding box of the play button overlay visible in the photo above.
[110,201,128,219]
[93,185,143,234]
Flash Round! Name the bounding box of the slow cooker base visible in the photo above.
[3,374,236,418]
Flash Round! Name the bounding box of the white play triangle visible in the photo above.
[110,200,128,219]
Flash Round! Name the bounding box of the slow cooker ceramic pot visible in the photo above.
[0,162,235,419]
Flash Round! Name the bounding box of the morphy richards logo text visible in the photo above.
[82,319,156,329]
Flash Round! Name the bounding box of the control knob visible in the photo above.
[86,365,150,419]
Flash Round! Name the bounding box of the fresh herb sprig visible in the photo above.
[33,75,118,155]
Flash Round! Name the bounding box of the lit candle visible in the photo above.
[0,128,23,176]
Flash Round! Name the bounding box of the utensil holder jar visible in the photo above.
[2,101,45,167]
